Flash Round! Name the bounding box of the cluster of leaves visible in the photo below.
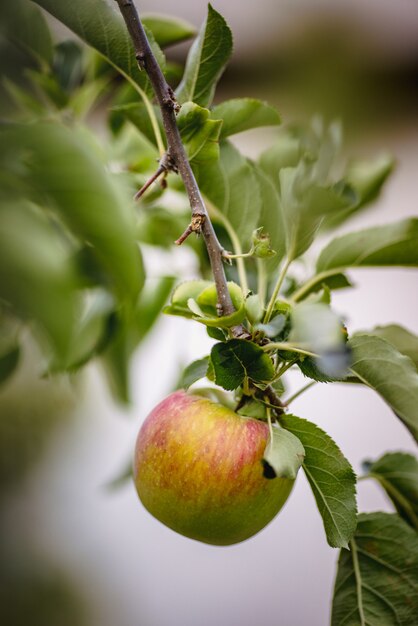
[1,1,417,623]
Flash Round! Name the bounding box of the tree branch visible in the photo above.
[115,0,243,325]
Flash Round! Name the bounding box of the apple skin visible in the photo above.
[134,390,294,545]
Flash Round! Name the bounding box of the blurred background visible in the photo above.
[1,1,417,625]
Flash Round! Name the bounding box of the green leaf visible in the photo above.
[317,218,418,273]
[137,276,176,340]
[252,165,286,272]
[281,415,357,548]
[365,452,418,531]
[113,102,164,147]
[294,272,353,300]
[178,357,210,390]
[288,302,351,379]
[142,14,196,47]
[165,280,246,328]
[197,141,261,246]
[0,318,20,387]
[211,339,275,391]
[0,345,20,388]
[262,425,305,480]
[5,122,144,303]
[324,153,394,229]
[212,98,281,138]
[279,166,356,259]
[176,4,232,107]
[349,334,418,442]
[1,0,53,68]
[33,0,165,94]
[0,202,80,360]
[332,513,418,626]
[366,324,418,370]
[177,102,222,164]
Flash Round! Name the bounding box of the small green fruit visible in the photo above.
[134,390,294,545]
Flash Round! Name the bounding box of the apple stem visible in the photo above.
[114,0,247,332]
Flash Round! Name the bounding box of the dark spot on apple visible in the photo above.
[261,459,276,479]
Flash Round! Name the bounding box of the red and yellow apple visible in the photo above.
[134,390,294,545]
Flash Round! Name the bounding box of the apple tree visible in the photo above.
[1,1,417,624]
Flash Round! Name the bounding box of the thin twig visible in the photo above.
[134,164,165,200]
[115,0,240,323]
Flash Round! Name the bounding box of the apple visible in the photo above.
[134,390,294,545]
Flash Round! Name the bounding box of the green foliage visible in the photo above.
[332,513,418,626]
[1,0,53,68]
[0,201,80,361]
[367,324,418,370]
[33,0,165,94]
[317,218,418,272]
[141,14,196,48]
[349,334,418,442]
[364,452,418,530]
[212,98,281,138]
[2,122,144,304]
[196,140,261,246]
[262,425,305,480]
[178,357,211,390]
[176,4,232,107]
[176,102,223,164]
[165,280,246,328]
[282,415,357,548]
[1,1,417,614]
[210,340,275,391]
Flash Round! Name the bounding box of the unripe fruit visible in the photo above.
[134,390,294,545]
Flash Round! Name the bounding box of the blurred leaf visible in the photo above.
[178,357,210,390]
[100,310,133,405]
[211,339,275,391]
[197,141,261,246]
[142,14,196,47]
[259,120,355,260]
[0,202,79,360]
[252,165,286,272]
[365,452,418,530]
[0,318,20,387]
[0,0,53,68]
[137,276,176,340]
[26,68,69,108]
[53,40,85,92]
[347,154,394,205]
[259,128,301,178]
[317,218,418,272]
[295,272,353,299]
[105,457,133,491]
[279,166,356,259]
[325,153,394,228]
[212,98,281,138]
[176,4,232,107]
[50,290,115,372]
[262,425,305,480]
[33,0,165,94]
[255,315,287,339]
[112,102,164,147]
[5,122,144,303]
[177,102,222,164]
[365,324,418,370]
[349,334,418,442]
[289,302,346,352]
[282,414,357,548]
[332,513,418,626]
